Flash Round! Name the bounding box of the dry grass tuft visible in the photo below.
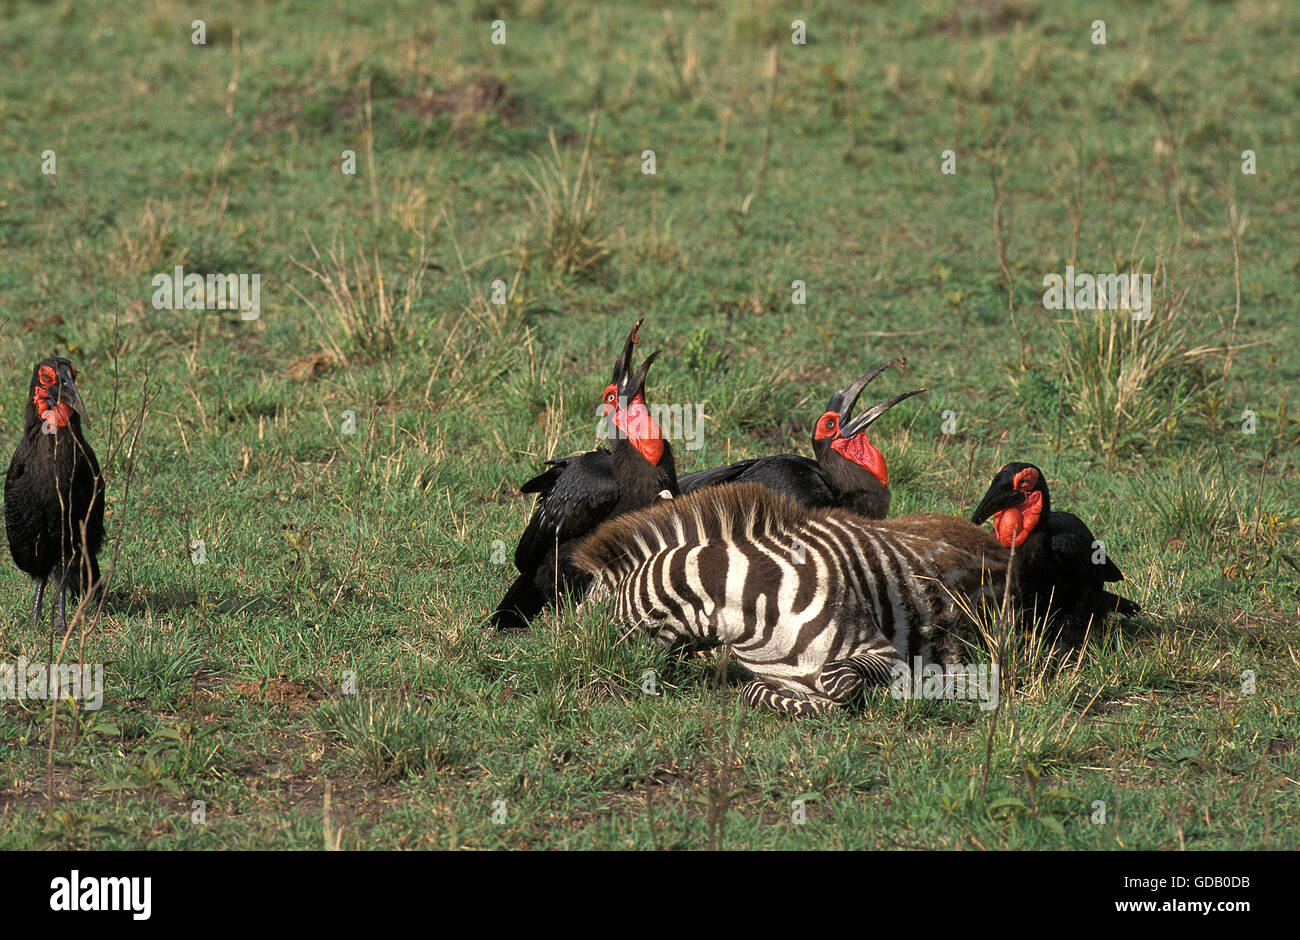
[108,200,177,280]
[1049,265,1222,460]
[292,230,437,361]
[521,116,611,279]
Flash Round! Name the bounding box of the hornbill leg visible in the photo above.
[32,579,47,659]
[739,678,831,717]
[54,574,69,662]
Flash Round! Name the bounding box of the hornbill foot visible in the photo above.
[1105,591,1141,617]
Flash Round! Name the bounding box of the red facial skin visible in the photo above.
[32,364,74,429]
[814,410,887,486]
[602,383,664,466]
[992,466,1043,548]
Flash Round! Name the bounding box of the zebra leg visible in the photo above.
[740,679,830,717]
[818,652,900,704]
[818,662,866,704]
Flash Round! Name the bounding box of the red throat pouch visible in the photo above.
[33,392,72,429]
[993,491,1042,547]
[615,401,664,466]
[831,434,886,485]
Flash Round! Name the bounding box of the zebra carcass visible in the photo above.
[573,482,1011,715]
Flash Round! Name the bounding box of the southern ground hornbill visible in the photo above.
[491,320,678,629]
[4,357,105,658]
[676,358,925,518]
[970,462,1139,646]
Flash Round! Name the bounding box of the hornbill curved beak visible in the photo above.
[612,317,658,405]
[625,348,660,401]
[605,318,666,465]
[970,486,1024,525]
[829,357,927,437]
[613,321,644,397]
[56,362,87,420]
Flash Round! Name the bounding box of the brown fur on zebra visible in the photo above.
[573,482,1010,716]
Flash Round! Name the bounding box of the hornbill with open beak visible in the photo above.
[491,320,678,629]
[970,462,1139,645]
[677,358,925,518]
[4,357,105,659]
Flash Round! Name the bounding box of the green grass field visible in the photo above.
[0,0,1296,849]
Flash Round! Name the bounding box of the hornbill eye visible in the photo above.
[1013,467,1039,492]
[824,417,836,430]
[38,366,57,388]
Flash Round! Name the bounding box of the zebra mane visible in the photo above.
[573,481,813,577]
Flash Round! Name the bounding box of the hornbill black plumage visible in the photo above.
[676,358,925,518]
[4,357,105,659]
[970,462,1139,645]
[491,320,679,629]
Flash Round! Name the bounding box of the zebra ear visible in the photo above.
[578,583,612,616]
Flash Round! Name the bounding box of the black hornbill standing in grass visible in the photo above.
[970,462,1139,645]
[676,358,926,518]
[4,357,105,659]
[492,320,679,629]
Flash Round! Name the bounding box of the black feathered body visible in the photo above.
[678,448,889,518]
[971,462,1139,648]
[492,322,681,629]
[5,399,104,596]
[1013,510,1136,645]
[681,455,833,506]
[493,443,679,628]
[512,450,617,574]
[493,449,619,629]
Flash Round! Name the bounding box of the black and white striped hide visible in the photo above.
[573,482,1010,716]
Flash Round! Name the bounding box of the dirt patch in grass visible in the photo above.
[393,76,522,128]
[252,74,522,139]
[934,0,1041,37]
[0,768,94,811]
[230,677,322,713]
[287,352,335,381]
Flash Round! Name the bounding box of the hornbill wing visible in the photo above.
[519,449,608,496]
[3,437,41,567]
[71,432,106,587]
[512,449,618,573]
[1047,510,1126,585]
[736,454,838,508]
[677,459,760,493]
[1050,511,1140,616]
[677,454,838,508]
